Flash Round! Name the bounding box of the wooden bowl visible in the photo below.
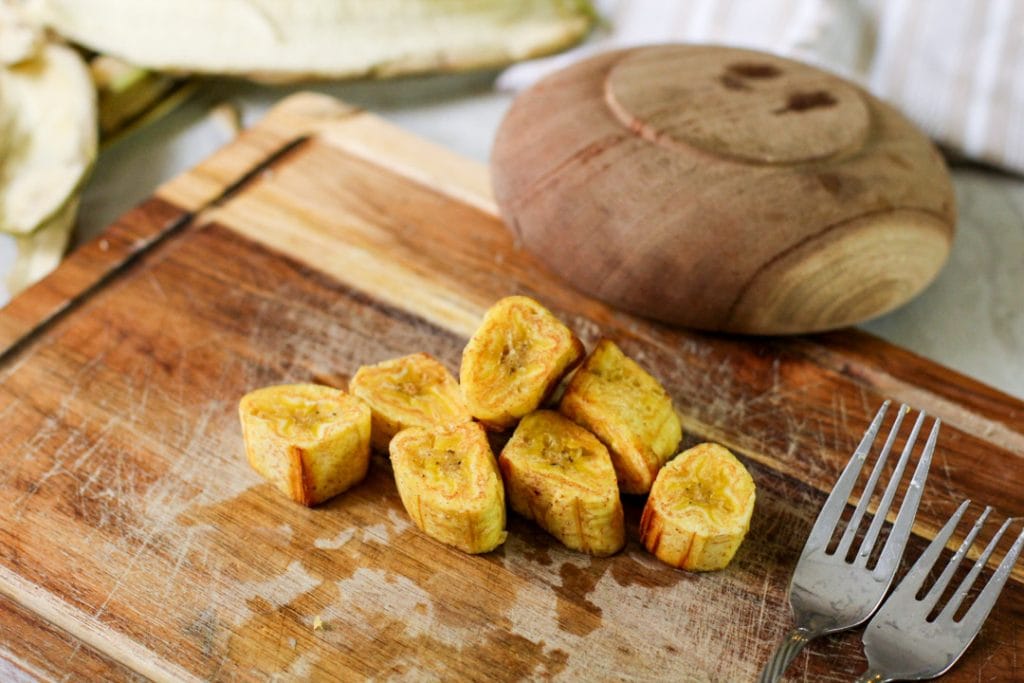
[490,45,956,334]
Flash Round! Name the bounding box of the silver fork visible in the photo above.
[856,501,1024,682]
[758,401,940,682]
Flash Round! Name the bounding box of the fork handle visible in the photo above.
[757,627,816,683]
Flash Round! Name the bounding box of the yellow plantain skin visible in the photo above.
[239,383,371,506]
[640,443,756,571]
[500,410,624,556]
[350,352,471,452]
[389,421,507,554]
[460,295,584,430]
[559,339,682,494]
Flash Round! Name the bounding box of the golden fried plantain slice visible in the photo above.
[350,352,471,452]
[460,295,583,430]
[390,422,507,554]
[559,339,681,494]
[500,410,624,556]
[239,383,371,506]
[640,443,756,571]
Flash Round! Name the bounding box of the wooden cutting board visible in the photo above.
[0,93,1021,682]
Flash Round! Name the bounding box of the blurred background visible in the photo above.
[1,0,1021,397]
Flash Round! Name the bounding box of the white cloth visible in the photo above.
[499,0,1024,175]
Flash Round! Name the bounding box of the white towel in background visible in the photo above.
[499,0,1024,175]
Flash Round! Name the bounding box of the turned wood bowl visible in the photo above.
[490,45,956,335]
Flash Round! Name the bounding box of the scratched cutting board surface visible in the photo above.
[0,93,1022,682]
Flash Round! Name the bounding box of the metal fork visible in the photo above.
[758,401,940,682]
[856,501,1024,682]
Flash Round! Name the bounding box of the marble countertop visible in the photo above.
[76,73,1024,400]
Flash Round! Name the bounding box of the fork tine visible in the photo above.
[884,500,972,604]
[833,405,907,559]
[857,412,931,569]
[803,401,890,552]
[860,508,1019,682]
[919,506,991,612]
[957,522,1024,631]
[938,517,1016,622]
[871,417,939,574]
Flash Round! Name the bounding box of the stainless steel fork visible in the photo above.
[855,501,1024,682]
[758,401,940,682]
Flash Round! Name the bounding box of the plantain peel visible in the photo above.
[350,352,471,452]
[559,339,681,494]
[239,384,371,506]
[500,410,624,556]
[461,295,583,430]
[0,40,96,235]
[32,0,596,82]
[390,422,507,554]
[640,443,756,571]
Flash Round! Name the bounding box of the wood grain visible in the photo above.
[491,45,957,335]
[0,93,1020,681]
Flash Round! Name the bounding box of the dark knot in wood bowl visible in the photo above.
[490,45,956,335]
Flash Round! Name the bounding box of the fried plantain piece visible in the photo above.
[460,295,583,430]
[500,410,624,556]
[390,421,507,554]
[239,383,371,506]
[350,352,471,452]
[640,443,756,571]
[559,339,681,494]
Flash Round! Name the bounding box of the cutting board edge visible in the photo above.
[0,564,196,682]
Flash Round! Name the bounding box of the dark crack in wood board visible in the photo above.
[0,93,1021,681]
